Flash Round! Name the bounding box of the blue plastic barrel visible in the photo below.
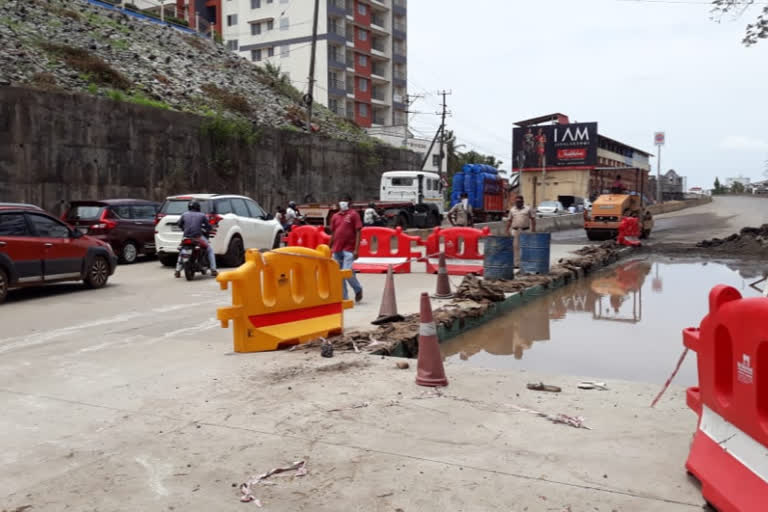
[519,232,551,274]
[483,236,516,280]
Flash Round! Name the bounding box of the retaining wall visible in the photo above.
[0,87,420,214]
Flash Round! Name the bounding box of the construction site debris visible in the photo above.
[240,460,307,504]
[696,224,768,256]
[527,382,562,393]
[320,338,334,358]
[578,381,609,390]
[396,361,410,369]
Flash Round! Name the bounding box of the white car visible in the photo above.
[536,200,566,217]
[154,194,283,267]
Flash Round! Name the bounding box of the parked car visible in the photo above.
[154,194,283,268]
[536,200,566,217]
[0,203,117,304]
[62,199,160,264]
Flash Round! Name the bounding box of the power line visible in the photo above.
[616,0,767,4]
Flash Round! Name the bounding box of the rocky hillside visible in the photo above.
[0,0,374,142]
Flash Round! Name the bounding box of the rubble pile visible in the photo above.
[696,224,768,256]
[307,242,623,358]
[0,0,375,142]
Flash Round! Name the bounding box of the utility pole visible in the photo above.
[402,93,422,149]
[656,143,662,203]
[437,90,452,178]
[305,0,320,133]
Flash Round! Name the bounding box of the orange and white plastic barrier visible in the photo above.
[683,285,768,511]
[420,226,491,275]
[216,245,354,352]
[283,225,330,249]
[353,226,422,274]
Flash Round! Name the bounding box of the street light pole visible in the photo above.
[656,144,662,204]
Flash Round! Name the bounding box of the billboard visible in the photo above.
[513,122,598,169]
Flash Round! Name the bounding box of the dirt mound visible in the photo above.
[696,224,768,256]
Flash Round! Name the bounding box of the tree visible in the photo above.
[261,61,290,88]
[712,0,768,46]
[713,177,722,194]
[730,181,746,194]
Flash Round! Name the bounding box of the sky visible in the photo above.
[406,0,768,189]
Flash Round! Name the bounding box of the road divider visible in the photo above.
[216,245,354,353]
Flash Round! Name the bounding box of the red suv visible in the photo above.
[62,199,159,263]
[0,204,117,304]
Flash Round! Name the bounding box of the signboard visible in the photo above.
[654,132,665,146]
[513,122,598,169]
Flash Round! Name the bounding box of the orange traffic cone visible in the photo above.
[416,292,448,387]
[432,252,454,299]
[372,265,404,325]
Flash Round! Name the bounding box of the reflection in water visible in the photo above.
[441,258,761,385]
[443,260,652,361]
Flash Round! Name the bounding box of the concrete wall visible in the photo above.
[647,196,712,215]
[0,87,419,214]
[521,170,591,204]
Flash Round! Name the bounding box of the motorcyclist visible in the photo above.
[363,202,382,226]
[174,200,218,278]
[285,201,299,230]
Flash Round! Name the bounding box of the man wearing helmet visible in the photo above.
[174,200,218,278]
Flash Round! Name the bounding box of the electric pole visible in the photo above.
[402,93,422,149]
[305,0,320,132]
[437,90,452,178]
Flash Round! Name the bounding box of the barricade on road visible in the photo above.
[353,226,422,274]
[683,285,768,511]
[420,226,491,275]
[216,245,354,353]
[282,225,330,250]
[617,217,641,247]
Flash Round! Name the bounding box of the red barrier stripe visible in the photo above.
[249,303,342,328]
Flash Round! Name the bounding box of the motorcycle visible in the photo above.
[178,237,211,281]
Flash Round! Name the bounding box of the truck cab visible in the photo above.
[380,171,444,215]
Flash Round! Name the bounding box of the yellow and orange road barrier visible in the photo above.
[217,245,354,353]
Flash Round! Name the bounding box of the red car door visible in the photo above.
[0,212,43,284]
[26,213,87,280]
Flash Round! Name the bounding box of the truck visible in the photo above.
[450,164,509,222]
[583,193,654,241]
[297,170,444,229]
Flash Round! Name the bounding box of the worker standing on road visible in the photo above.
[505,195,536,268]
[330,194,364,303]
[285,201,299,231]
[447,192,473,227]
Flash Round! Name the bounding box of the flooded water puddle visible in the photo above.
[442,257,766,386]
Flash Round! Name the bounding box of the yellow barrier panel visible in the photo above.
[216,244,355,353]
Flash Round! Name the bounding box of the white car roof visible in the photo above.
[166,194,250,200]
[383,171,441,179]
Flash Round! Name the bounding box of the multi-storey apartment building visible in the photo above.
[210,0,406,128]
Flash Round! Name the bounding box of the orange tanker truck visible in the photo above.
[584,193,653,241]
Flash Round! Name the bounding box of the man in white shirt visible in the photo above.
[505,195,536,267]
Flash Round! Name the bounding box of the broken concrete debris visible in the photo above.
[239,460,308,505]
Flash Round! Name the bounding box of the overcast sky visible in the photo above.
[406,0,768,188]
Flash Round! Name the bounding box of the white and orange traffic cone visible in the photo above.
[416,292,448,387]
[372,265,404,325]
[432,252,454,299]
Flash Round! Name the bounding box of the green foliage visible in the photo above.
[201,83,252,115]
[40,43,131,90]
[730,181,746,194]
[106,89,126,102]
[444,129,503,182]
[201,115,261,146]
[126,91,170,110]
[111,39,130,50]
[87,82,99,94]
[712,0,768,46]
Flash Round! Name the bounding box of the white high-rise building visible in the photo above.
[219,0,408,128]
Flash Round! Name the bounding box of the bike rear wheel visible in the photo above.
[184,261,195,281]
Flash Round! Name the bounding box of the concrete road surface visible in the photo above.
[2,196,762,510]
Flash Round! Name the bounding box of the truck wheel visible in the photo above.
[641,229,651,239]
[586,230,600,241]
[429,211,440,228]
[396,213,408,229]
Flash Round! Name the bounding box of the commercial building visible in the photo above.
[512,113,653,208]
[726,175,751,188]
[180,0,408,128]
